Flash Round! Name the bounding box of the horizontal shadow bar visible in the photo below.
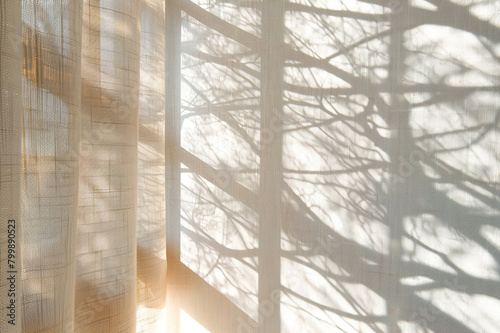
[167,261,258,333]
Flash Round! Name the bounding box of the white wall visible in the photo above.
[168,1,500,332]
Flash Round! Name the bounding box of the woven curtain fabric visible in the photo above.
[1,0,165,332]
[1,1,23,331]
[21,1,81,331]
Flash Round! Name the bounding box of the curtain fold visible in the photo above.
[0,1,23,332]
[76,0,140,331]
[1,1,166,332]
[136,0,166,331]
[20,1,81,331]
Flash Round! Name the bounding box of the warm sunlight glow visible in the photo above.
[181,310,211,333]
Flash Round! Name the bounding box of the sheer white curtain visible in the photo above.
[1,1,166,332]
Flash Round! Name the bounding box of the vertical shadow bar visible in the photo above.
[166,0,182,332]
[259,1,285,332]
[385,3,408,333]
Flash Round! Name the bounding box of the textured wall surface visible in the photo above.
[169,1,500,332]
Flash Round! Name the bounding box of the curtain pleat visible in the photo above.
[0,1,23,332]
[136,0,166,332]
[75,0,141,332]
[19,1,82,332]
